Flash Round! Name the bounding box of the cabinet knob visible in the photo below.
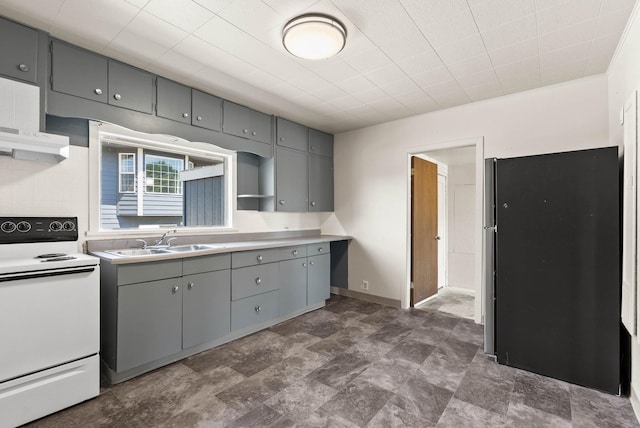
[318,248,323,253]
[255,277,262,285]
[310,201,316,206]
[279,137,284,142]
[113,93,122,100]
[95,88,103,95]
[257,255,263,262]
[172,285,179,294]
[251,131,257,136]
[187,282,194,290]
[243,129,249,134]
[279,200,285,205]
[196,115,202,121]
[182,113,189,118]
[310,146,316,150]
[292,250,298,255]
[18,64,29,72]
[303,262,307,267]
[255,305,262,313]
[310,261,315,265]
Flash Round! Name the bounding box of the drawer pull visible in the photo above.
[255,277,262,285]
[257,255,263,263]
[255,305,262,313]
[292,250,298,255]
[171,285,179,294]
[187,282,194,290]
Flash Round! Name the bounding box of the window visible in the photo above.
[118,153,136,193]
[144,154,183,195]
[90,122,234,232]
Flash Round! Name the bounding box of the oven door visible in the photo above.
[0,265,99,382]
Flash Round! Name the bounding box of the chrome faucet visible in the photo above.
[153,230,177,247]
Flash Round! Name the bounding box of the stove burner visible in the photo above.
[36,253,67,259]
[41,256,77,262]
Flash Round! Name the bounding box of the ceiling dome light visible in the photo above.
[282,14,347,60]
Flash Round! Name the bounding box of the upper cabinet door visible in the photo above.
[51,40,108,103]
[156,77,191,124]
[223,101,272,144]
[250,109,272,144]
[0,17,38,83]
[276,118,307,151]
[108,61,154,114]
[308,155,334,212]
[191,89,222,131]
[308,129,333,158]
[276,147,308,212]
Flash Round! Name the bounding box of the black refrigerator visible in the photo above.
[492,146,621,394]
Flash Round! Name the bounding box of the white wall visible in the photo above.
[607,1,640,417]
[447,163,475,291]
[322,75,609,308]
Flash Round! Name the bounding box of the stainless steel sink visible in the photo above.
[166,244,217,252]
[106,248,171,257]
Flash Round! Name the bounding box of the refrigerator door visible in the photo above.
[495,147,620,394]
[483,158,496,355]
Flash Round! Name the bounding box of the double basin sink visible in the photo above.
[106,244,227,257]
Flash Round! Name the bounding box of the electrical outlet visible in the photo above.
[362,280,369,291]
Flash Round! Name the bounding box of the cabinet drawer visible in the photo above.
[231,263,279,300]
[231,290,279,331]
[276,118,307,151]
[117,260,182,286]
[231,248,280,268]
[278,245,307,260]
[308,129,333,158]
[183,253,230,275]
[307,242,330,256]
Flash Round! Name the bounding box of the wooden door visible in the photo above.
[411,156,438,305]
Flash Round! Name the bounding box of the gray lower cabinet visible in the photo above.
[117,277,183,372]
[279,258,308,316]
[308,155,334,212]
[108,61,154,114]
[182,270,231,349]
[0,17,39,83]
[51,40,108,103]
[231,263,279,300]
[231,290,280,331]
[308,253,331,305]
[156,77,191,124]
[276,147,308,212]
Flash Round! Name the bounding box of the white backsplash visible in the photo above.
[0,77,39,131]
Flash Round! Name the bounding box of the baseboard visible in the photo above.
[631,383,640,424]
[442,286,475,296]
[330,287,401,308]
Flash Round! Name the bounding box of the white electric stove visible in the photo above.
[0,217,100,428]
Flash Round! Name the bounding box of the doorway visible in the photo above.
[406,138,484,324]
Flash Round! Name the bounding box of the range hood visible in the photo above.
[0,127,69,163]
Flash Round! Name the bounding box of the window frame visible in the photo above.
[118,152,136,194]
[143,153,184,195]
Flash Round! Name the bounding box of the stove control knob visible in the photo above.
[16,221,31,232]
[1,221,16,233]
[62,221,75,231]
[50,221,63,231]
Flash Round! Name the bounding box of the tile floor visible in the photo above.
[415,287,475,320]
[27,295,639,427]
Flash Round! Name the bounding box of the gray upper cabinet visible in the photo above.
[0,17,38,83]
[156,77,191,124]
[309,129,333,158]
[223,101,272,145]
[308,155,334,212]
[51,40,108,103]
[276,147,308,212]
[107,61,154,114]
[191,89,222,131]
[276,118,307,151]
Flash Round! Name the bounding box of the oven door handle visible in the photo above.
[0,267,96,283]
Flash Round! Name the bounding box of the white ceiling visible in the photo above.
[0,0,635,134]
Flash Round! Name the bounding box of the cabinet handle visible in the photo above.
[255,277,261,285]
[182,113,189,118]
[293,250,298,255]
[94,88,103,95]
[310,261,315,265]
[251,131,257,136]
[319,248,323,253]
[172,285,179,294]
[279,200,285,205]
[255,305,262,313]
[187,282,194,290]
[113,93,122,100]
[18,64,29,72]
[279,137,284,142]
[257,255,263,262]
[310,201,316,206]
[243,129,249,134]
[196,115,202,121]
[303,262,307,267]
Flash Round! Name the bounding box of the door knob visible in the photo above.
[435,236,441,240]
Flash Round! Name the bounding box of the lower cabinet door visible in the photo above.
[231,290,279,331]
[182,270,231,349]
[308,254,331,305]
[117,278,182,372]
[279,258,308,316]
